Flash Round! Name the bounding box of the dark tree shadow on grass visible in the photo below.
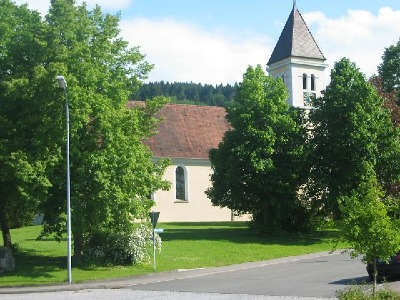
[160,223,340,246]
[7,249,65,280]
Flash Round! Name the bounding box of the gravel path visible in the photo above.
[0,289,336,300]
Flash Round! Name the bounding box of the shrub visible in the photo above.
[337,287,400,300]
[83,224,161,265]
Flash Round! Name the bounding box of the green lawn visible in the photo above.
[1,222,347,286]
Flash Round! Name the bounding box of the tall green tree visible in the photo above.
[206,65,310,232]
[308,58,400,217]
[38,0,170,258]
[0,0,170,259]
[338,166,400,293]
[0,0,50,247]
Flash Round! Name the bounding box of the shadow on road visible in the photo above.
[330,276,370,285]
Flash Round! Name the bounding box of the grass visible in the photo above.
[0,222,347,286]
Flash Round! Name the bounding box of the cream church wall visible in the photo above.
[151,158,249,222]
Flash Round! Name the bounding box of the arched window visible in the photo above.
[302,73,307,90]
[311,74,316,91]
[175,166,186,200]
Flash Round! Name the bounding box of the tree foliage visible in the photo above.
[132,81,237,107]
[206,65,310,232]
[308,58,400,218]
[0,0,170,259]
[378,39,400,94]
[338,167,400,291]
[0,0,51,247]
[370,75,400,200]
[370,75,400,129]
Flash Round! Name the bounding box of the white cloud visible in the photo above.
[120,18,272,84]
[11,2,400,84]
[122,7,400,85]
[304,7,400,78]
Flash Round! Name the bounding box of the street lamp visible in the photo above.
[56,75,72,284]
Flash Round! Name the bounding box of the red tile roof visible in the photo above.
[143,103,231,159]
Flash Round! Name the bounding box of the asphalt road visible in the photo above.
[129,251,367,298]
[0,251,375,300]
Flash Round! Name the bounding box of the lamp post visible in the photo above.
[56,75,72,284]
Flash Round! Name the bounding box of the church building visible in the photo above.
[145,2,327,222]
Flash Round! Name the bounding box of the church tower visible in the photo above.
[267,1,327,108]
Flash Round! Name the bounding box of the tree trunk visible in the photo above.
[261,206,270,230]
[262,204,279,231]
[73,229,83,263]
[0,207,12,248]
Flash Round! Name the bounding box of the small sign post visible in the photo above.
[149,211,160,270]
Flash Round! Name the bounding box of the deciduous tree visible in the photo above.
[39,0,170,258]
[338,166,400,293]
[206,65,310,232]
[0,0,50,247]
[0,0,170,260]
[308,58,400,218]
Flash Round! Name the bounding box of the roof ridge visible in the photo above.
[165,103,226,110]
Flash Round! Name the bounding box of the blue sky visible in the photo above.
[16,0,400,84]
[126,1,400,38]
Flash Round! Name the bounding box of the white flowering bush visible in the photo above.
[84,223,162,265]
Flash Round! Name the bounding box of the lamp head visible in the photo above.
[56,75,67,89]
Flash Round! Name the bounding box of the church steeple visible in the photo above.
[267,3,327,108]
[268,4,325,65]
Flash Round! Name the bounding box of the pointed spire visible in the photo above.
[267,3,325,65]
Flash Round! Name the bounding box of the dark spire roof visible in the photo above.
[267,5,325,65]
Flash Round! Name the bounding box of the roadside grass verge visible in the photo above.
[1,222,347,286]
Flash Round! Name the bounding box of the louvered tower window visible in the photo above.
[302,73,307,90]
[311,74,316,91]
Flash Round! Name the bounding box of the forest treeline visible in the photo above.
[131,81,238,107]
